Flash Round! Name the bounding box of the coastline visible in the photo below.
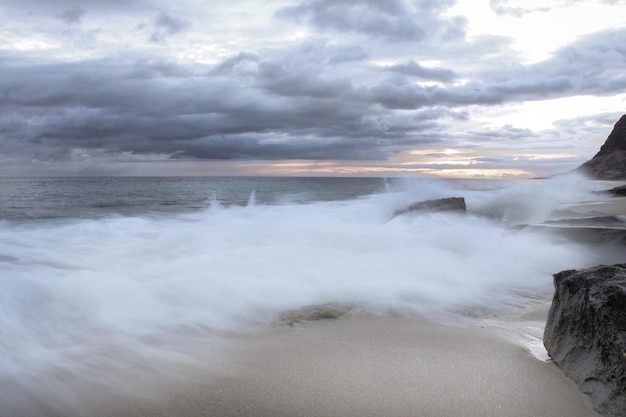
[4,179,625,417]
[17,312,599,417]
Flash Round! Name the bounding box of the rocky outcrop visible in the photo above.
[392,197,466,218]
[610,184,626,196]
[526,216,626,245]
[580,114,626,179]
[279,303,353,326]
[544,264,626,417]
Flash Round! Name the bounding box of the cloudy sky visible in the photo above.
[1,0,625,177]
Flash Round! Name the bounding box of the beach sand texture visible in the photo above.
[14,313,598,417]
[181,315,599,417]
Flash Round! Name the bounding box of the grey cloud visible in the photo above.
[210,53,260,76]
[490,0,622,16]
[256,62,353,98]
[2,0,142,16]
[369,70,579,111]
[9,0,136,5]
[276,0,468,42]
[468,125,536,140]
[0,57,400,164]
[58,6,84,25]
[2,19,625,173]
[276,0,426,41]
[489,0,550,16]
[494,77,573,96]
[551,112,625,148]
[326,46,369,65]
[150,12,190,43]
[383,60,457,82]
[548,29,626,95]
[488,28,626,98]
[0,36,594,170]
[370,79,503,110]
[275,41,370,67]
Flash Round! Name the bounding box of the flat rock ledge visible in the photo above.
[610,184,626,196]
[278,303,353,326]
[392,197,466,218]
[544,264,626,417]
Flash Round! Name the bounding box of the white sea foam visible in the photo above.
[0,174,622,410]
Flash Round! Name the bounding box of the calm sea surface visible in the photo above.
[0,176,520,221]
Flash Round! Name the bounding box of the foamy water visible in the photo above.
[0,174,622,412]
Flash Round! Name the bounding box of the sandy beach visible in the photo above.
[183,313,599,417]
[12,310,599,417]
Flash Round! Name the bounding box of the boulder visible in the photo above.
[279,303,353,326]
[544,264,626,417]
[392,197,466,218]
[580,114,626,179]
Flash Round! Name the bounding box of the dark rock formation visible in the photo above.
[525,225,626,245]
[279,303,353,326]
[580,114,626,179]
[392,197,466,218]
[527,216,626,245]
[543,216,626,227]
[544,264,626,417]
[610,184,626,196]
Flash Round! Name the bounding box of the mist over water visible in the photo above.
[1,174,623,413]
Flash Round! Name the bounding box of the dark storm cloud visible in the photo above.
[0,56,399,163]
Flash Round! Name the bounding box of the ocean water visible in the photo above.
[1,174,624,413]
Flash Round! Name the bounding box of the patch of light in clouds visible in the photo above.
[480,94,626,132]
[450,0,626,64]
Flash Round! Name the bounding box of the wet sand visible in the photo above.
[22,312,598,417]
[187,314,598,417]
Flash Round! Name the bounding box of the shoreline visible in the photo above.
[11,312,600,417]
[5,183,624,417]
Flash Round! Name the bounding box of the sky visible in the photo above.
[1,0,625,178]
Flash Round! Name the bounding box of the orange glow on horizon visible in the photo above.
[223,160,540,179]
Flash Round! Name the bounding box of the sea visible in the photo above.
[1,174,624,414]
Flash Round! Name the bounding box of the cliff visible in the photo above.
[580,114,626,179]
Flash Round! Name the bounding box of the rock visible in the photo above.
[543,216,626,227]
[610,184,626,196]
[580,114,626,179]
[524,225,626,245]
[279,303,353,326]
[392,197,466,217]
[543,264,626,417]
